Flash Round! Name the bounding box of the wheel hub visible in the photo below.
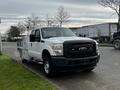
[44,61,50,74]
[115,42,120,48]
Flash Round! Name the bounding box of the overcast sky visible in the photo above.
[0,0,118,33]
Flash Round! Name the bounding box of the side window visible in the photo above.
[31,30,35,35]
[30,30,35,42]
[35,29,41,42]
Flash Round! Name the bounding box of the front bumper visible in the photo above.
[51,55,100,70]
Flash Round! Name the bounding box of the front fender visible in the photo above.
[112,37,120,44]
[40,45,56,61]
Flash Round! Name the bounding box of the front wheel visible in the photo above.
[43,55,55,77]
[113,39,120,50]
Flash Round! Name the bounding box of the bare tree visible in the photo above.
[99,0,120,31]
[26,14,41,30]
[17,22,26,35]
[46,13,55,27]
[24,14,42,35]
[55,6,70,27]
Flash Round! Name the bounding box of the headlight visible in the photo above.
[96,42,99,54]
[93,40,99,54]
[51,43,63,56]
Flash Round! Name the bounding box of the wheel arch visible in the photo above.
[113,38,120,43]
[42,49,51,61]
[112,37,120,44]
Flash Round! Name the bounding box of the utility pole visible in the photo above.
[0,17,2,55]
[118,5,120,32]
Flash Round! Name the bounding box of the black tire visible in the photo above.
[43,55,55,77]
[84,68,95,72]
[22,59,28,63]
[113,39,120,50]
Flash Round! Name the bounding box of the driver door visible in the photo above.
[34,29,42,60]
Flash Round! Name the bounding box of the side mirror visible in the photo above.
[30,35,35,42]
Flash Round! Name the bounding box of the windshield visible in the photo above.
[41,27,76,39]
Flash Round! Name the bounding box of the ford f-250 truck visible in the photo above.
[17,27,100,77]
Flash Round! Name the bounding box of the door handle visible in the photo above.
[31,43,32,46]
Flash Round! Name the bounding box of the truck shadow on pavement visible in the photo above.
[23,61,97,79]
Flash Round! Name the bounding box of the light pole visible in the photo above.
[0,18,2,55]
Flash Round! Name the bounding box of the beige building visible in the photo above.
[71,23,117,42]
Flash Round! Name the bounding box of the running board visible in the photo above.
[31,57,43,64]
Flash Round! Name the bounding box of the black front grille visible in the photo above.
[63,40,97,58]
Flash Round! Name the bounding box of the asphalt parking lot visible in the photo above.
[2,42,120,90]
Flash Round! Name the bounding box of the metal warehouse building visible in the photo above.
[71,23,117,42]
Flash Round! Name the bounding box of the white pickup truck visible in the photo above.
[17,27,100,77]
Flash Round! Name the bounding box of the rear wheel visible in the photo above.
[43,54,55,77]
[22,59,28,63]
[113,39,120,50]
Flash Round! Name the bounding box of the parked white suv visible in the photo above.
[17,27,100,77]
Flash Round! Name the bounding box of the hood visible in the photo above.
[44,36,95,43]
